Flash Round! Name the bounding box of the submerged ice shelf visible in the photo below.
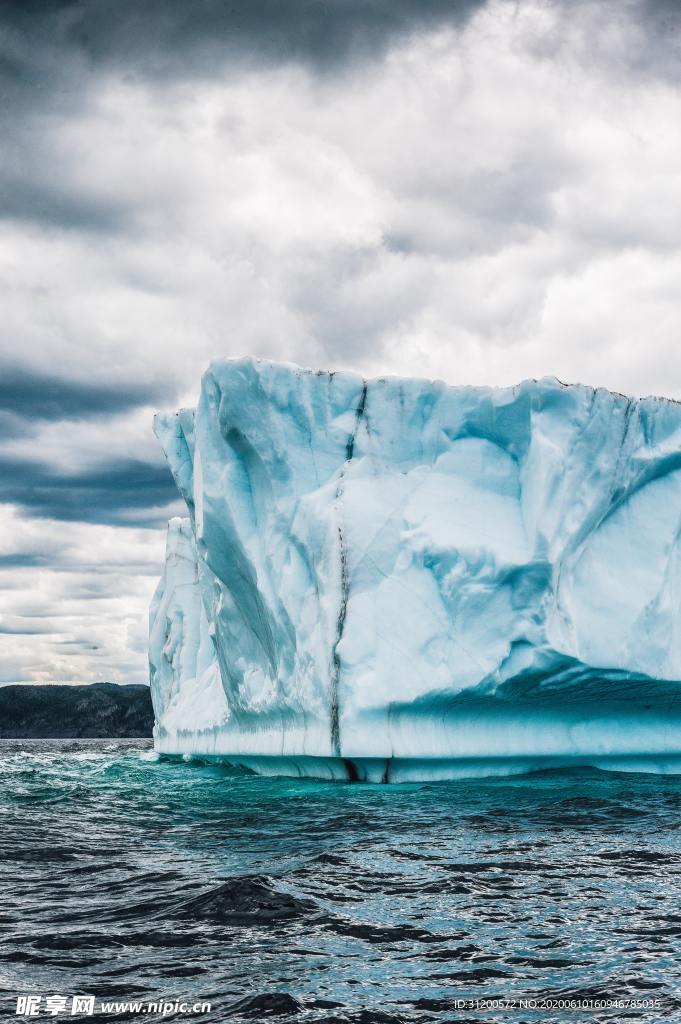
[149,357,681,781]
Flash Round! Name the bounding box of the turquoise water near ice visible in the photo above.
[1,740,681,1022]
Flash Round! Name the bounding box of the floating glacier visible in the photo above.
[149,357,681,781]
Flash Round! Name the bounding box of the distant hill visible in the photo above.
[0,683,154,738]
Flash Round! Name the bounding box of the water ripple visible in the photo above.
[1,741,680,1021]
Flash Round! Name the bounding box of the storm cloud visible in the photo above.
[0,454,179,526]
[0,367,168,422]
[2,0,488,79]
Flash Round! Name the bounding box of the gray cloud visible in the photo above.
[1,1,678,104]
[1,0,487,80]
[0,553,54,569]
[1,0,679,239]
[0,623,50,635]
[0,175,132,233]
[0,455,180,526]
[0,366,170,423]
[0,1,490,232]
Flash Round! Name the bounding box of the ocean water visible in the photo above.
[1,741,681,1023]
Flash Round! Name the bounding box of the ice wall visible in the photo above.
[149,358,681,780]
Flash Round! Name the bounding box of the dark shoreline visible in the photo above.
[0,682,153,738]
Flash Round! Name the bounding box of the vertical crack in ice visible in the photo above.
[330,382,368,757]
[344,383,367,462]
[330,521,348,757]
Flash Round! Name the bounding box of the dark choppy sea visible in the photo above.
[1,740,681,1023]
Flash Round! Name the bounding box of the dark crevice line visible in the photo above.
[330,383,368,757]
[345,383,367,461]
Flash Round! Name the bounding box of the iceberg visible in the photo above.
[149,357,681,781]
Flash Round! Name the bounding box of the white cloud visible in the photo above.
[0,508,163,683]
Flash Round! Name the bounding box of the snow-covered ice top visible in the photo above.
[149,357,681,780]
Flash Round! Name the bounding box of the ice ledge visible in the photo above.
[155,752,681,784]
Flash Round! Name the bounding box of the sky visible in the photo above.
[1,0,681,685]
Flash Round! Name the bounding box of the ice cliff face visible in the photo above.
[149,358,681,780]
